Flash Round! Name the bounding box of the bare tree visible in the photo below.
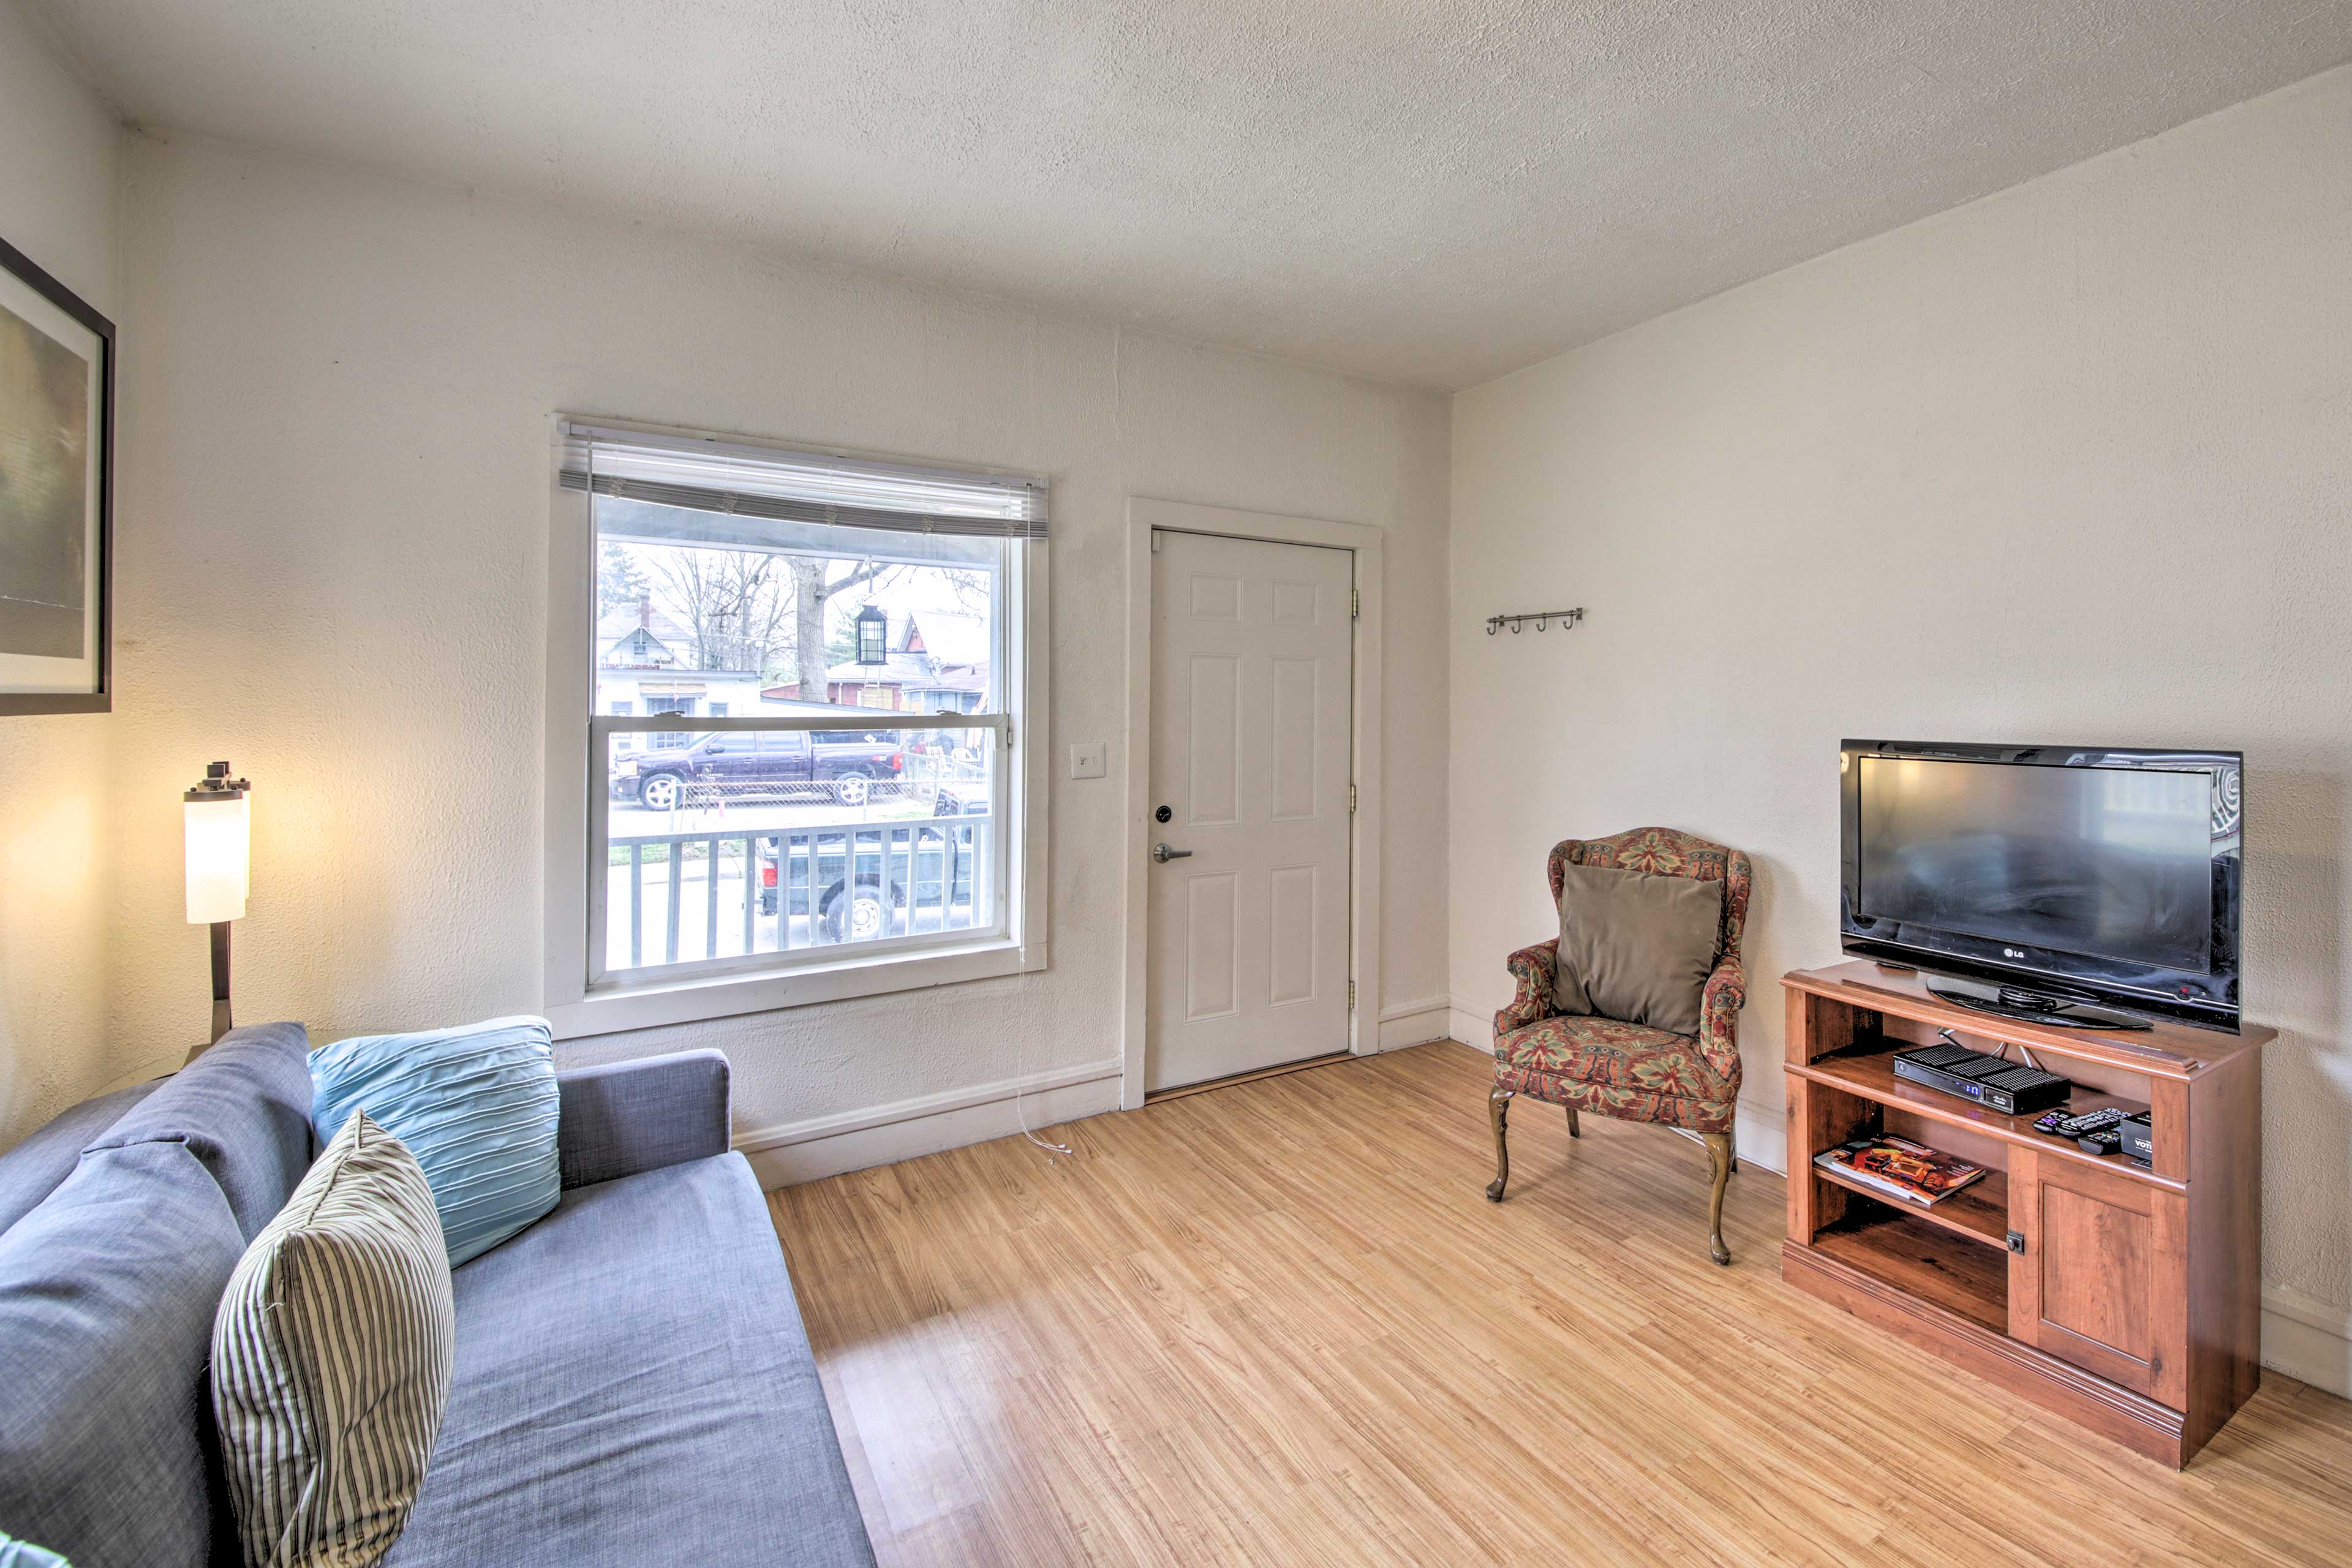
[633,541,944,694]
[644,548,795,674]
[941,567,992,619]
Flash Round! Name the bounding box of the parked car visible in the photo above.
[930,772,992,817]
[614,727,905,810]
[758,821,979,942]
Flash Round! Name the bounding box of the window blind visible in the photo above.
[560,423,1048,538]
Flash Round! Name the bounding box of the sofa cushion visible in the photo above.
[0,1077,161,1235]
[1495,1012,1738,1133]
[311,1017,562,1266]
[87,1022,315,1240]
[1551,862,1722,1036]
[555,1050,731,1189]
[383,1152,873,1568]
[0,1139,247,1568]
[213,1112,455,1568]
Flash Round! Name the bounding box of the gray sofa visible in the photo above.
[0,1023,875,1568]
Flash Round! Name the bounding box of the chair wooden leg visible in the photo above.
[1702,1131,1733,1266]
[1485,1085,1513,1202]
[1563,1104,1580,1139]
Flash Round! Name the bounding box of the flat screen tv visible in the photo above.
[1840,740,2242,1032]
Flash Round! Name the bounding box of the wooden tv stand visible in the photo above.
[1780,961,2268,1468]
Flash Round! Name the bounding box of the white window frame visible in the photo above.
[542,417,1050,1039]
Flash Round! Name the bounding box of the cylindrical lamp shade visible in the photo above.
[185,794,250,924]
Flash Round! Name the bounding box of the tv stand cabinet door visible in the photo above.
[2008,1149,2189,1409]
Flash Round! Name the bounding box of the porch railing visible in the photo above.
[606,813,994,971]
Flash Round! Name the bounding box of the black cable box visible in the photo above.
[1891,1042,2072,1115]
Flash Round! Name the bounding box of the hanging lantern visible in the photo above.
[855,602,888,666]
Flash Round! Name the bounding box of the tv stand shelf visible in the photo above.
[1791,1047,2166,1190]
[1781,961,2269,1469]
[1812,1161,2010,1250]
[1811,1203,2009,1332]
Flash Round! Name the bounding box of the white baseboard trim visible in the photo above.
[2263,1284,2352,1400]
[1732,1098,1786,1175]
[736,1058,1124,1188]
[1376,995,1452,1050]
[1447,995,1492,1052]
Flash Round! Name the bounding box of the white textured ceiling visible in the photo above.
[29,0,2352,388]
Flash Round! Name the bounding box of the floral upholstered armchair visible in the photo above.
[1484,827,1753,1265]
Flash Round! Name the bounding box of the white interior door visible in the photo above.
[1147,530,1353,1091]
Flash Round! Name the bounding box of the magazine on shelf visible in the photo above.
[1814,1134,1988,1208]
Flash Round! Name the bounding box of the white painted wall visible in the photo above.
[107,132,1450,1171]
[0,2,121,1148]
[1449,67,2352,1385]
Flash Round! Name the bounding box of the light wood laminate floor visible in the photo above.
[769,1042,2352,1566]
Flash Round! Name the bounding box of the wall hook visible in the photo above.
[1485,607,1585,637]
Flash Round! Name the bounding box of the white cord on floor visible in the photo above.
[1012,1027,1071,1161]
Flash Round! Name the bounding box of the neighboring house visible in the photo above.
[769,610,989,712]
[597,592,767,745]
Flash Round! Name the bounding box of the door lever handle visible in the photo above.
[1152,843,1194,862]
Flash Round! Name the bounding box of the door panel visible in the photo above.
[1185,872,1239,1020]
[1267,865,1319,1006]
[2010,1148,2189,1406]
[1147,530,1353,1091]
[1188,655,1242,824]
[1270,658,1319,820]
[2041,1185,2153,1358]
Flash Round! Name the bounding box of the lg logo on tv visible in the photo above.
[2003,948,2026,959]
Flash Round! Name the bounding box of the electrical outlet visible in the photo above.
[1069,741,1107,779]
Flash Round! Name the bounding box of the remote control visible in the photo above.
[2054,1107,2127,1139]
[2076,1128,2124,1156]
[2032,1109,2071,1134]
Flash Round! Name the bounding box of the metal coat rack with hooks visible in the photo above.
[1486,608,1584,636]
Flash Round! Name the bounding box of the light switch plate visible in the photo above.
[1069,741,1107,780]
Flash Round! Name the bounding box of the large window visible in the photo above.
[545,421,1047,1034]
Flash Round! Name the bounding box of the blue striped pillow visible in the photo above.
[309,1017,560,1266]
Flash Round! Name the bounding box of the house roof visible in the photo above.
[827,611,990,688]
[596,601,698,665]
[826,651,930,685]
[900,611,988,666]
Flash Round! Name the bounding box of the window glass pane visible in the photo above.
[594,497,1000,722]
[600,725,1001,974]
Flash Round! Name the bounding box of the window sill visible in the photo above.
[546,935,1047,1039]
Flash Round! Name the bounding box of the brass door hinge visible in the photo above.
[1351,587,1360,620]
[1349,783,1357,814]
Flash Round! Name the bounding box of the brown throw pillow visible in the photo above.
[1552,863,1725,1036]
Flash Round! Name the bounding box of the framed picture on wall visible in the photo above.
[0,234,111,714]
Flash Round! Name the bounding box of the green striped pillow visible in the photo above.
[210,1112,454,1568]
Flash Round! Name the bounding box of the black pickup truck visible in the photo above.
[614,726,904,810]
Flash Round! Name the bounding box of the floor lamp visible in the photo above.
[185,761,250,1058]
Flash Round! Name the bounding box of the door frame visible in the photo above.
[1120,497,1384,1110]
